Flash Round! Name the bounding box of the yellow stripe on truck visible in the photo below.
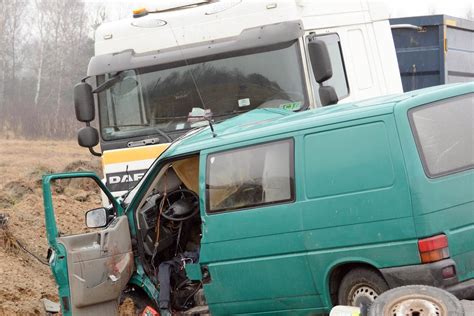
[102,143,170,165]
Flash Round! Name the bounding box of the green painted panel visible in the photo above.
[304,122,395,199]
[199,204,316,309]
[204,254,316,303]
[185,263,202,281]
[298,187,412,231]
[50,243,72,316]
[200,230,306,263]
[208,296,324,315]
[200,204,303,244]
[452,250,474,281]
[302,217,418,263]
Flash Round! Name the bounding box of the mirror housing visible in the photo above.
[85,207,108,228]
[78,126,99,148]
[74,82,95,122]
[308,39,333,84]
[319,86,338,107]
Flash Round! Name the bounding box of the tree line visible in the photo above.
[0,0,109,139]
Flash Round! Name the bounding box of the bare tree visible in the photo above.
[90,5,108,36]
[33,0,46,108]
[0,0,8,115]
[0,0,29,135]
[1,0,95,139]
[6,0,27,99]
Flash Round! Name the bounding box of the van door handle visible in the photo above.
[109,274,119,282]
[101,232,109,253]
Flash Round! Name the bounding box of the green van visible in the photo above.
[43,82,474,315]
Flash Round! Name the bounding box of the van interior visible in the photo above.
[135,155,204,312]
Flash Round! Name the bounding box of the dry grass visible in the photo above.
[0,139,102,315]
[0,226,18,253]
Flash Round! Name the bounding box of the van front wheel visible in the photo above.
[337,268,389,309]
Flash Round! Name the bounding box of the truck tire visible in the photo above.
[368,285,464,316]
[338,267,389,308]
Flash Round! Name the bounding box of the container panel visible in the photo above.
[391,15,474,91]
[446,27,474,83]
[391,25,443,91]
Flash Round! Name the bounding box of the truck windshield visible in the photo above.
[97,40,308,141]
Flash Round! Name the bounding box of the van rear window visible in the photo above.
[409,93,474,178]
[206,139,294,213]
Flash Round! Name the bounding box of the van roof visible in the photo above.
[164,82,473,157]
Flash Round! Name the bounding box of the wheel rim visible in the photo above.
[384,295,447,316]
[349,285,379,307]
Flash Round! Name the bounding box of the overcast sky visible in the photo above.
[85,0,473,21]
[385,0,472,18]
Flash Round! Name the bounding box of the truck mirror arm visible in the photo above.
[89,147,102,157]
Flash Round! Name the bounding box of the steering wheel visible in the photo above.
[158,189,200,222]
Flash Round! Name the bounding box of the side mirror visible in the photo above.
[74,82,95,122]
[78,126,99,148]
[85,207,108,228]
[319,86,338,107]
[308,39,333,84]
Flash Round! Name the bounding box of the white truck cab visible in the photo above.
[74,0,403,197]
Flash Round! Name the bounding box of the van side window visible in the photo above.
[409,93,474,178]
[306,33,349,103]
[206,139,295,213]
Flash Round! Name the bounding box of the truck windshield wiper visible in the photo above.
[109,124,173,142]
[93,71,124,93]
[109,124,152,128]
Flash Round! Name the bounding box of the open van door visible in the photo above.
[42,172,134,316]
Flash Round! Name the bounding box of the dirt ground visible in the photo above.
[0,139,103,315]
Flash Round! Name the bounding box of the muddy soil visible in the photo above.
[0,139,103,315]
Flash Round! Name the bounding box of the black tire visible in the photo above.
[337,267,389,309]
[368,285,464,316]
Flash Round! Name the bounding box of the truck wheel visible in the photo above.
[368,285,464,316]
[337,268,389,308]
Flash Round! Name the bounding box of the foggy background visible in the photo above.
[0,0,472,139]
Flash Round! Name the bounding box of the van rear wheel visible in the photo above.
[337,268,389,309]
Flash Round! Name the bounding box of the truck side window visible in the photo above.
[409,93,474,178]
[98,70,147,140]
[206,139,295,213]
[307,33,349,104]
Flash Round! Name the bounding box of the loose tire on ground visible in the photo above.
[368,285,464,316]
[337,267,389,308]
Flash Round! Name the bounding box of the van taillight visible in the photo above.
[418,234,449,263]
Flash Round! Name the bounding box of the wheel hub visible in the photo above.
[387,296,447,316]
[350,285,379,308]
